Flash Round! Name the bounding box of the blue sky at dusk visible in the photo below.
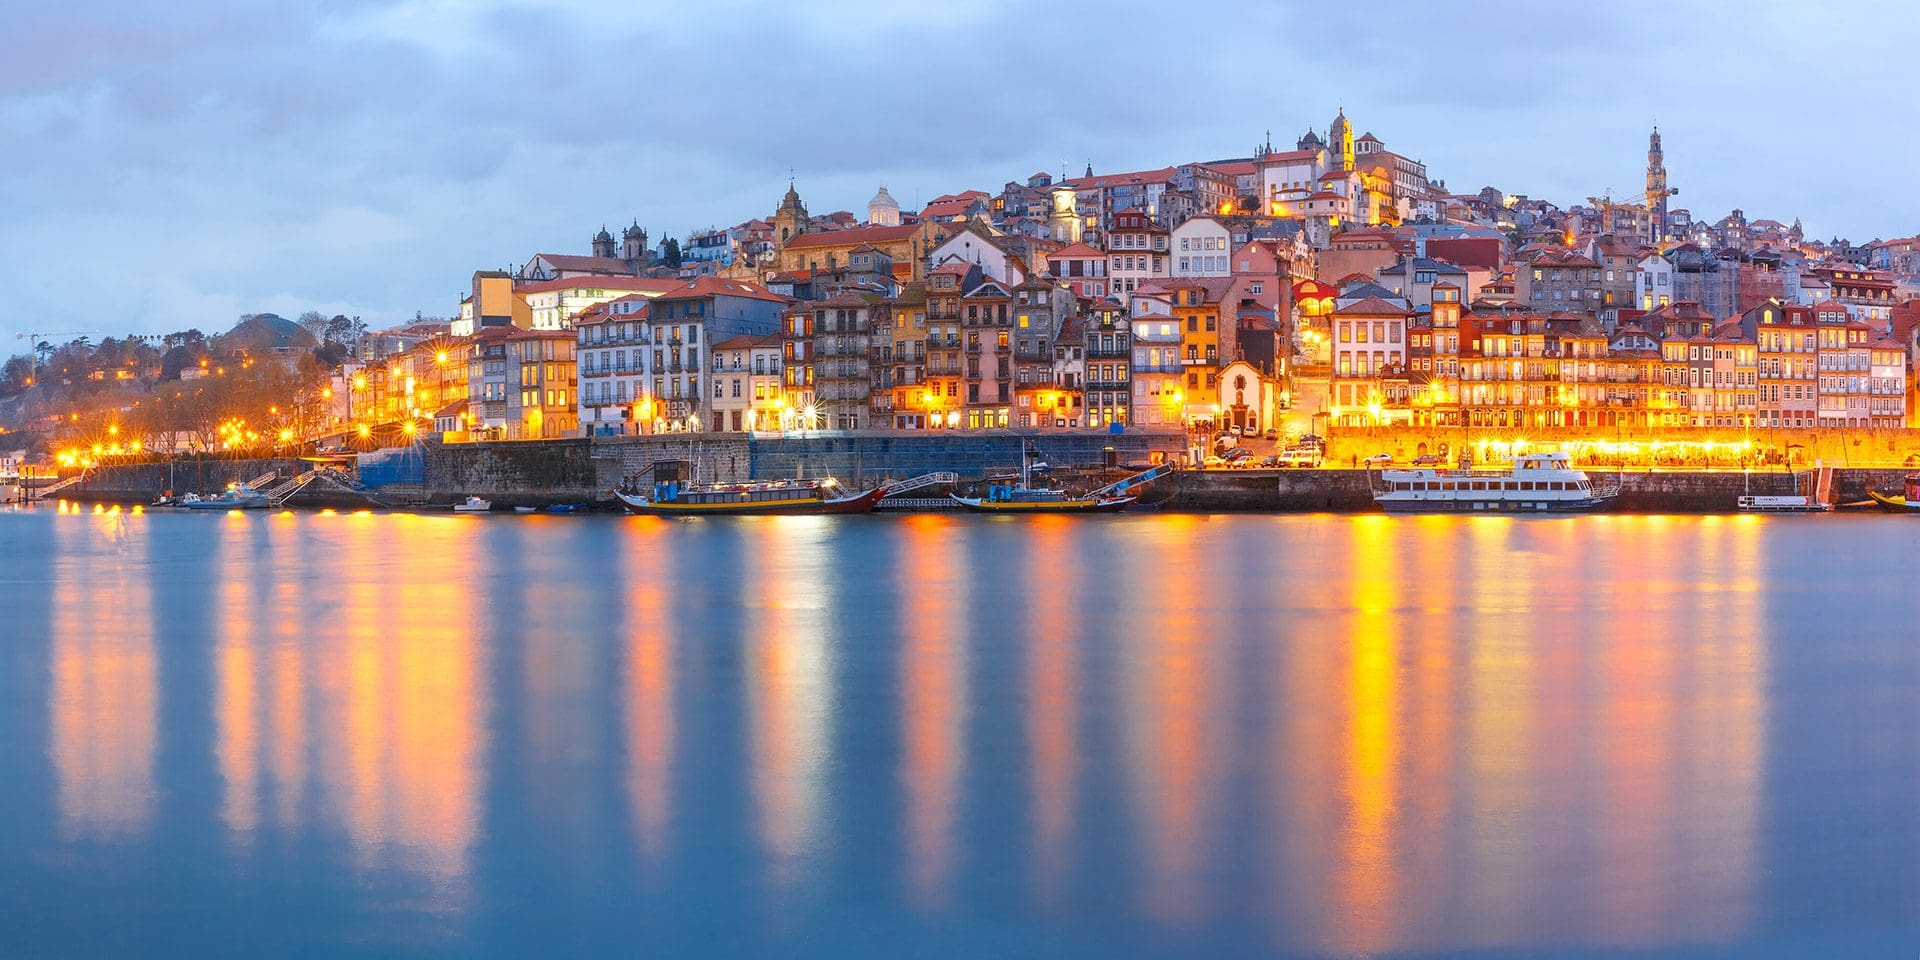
[1,0,1914,347]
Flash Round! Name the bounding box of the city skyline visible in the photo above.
[2,0,1916,345]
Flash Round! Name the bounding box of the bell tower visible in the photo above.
[1646,126,1669,242]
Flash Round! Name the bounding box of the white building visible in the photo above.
[1170,216,1233,278]
[1634,253,1674,312]
[926,223,1025,285]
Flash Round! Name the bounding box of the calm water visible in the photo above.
[2,507,1919,958]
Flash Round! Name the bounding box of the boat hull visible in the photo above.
[1868,490,1920,512]
[182,498,271,511]
[615,486,886,516]
[948,494,1136,514]
[1376,494,1616,514]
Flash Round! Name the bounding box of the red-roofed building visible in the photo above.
[1046,242,1110,299]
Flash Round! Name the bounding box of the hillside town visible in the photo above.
[9,110,1920,469]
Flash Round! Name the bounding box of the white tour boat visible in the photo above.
[1371,452,1620,513]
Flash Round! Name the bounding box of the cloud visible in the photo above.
[2,0,1916,350]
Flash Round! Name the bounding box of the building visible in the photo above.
[812,292,876,431]
[1330,295,1412,425]
[1170,216,1233,277]
[886,283,931,429]
[1517,249,1603,315]
[1105,208,1169,295]
[1131,307,1186,429]
[465,328,576,440]
[1046,242,1110,299]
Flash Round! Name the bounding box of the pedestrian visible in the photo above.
[1350,454,1358,469]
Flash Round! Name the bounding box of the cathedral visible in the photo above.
[590,221,652,272]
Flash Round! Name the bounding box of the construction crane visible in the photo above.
[13,329,103,387]
[1585,185,1680,242]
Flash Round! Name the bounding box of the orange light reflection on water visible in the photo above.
[744,517,834,888]
[902,514,965,908]
[51,511,156,839]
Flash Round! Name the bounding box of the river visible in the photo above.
[2,507,1917,957]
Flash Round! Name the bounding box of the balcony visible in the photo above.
[1085,379,1129,392]
[1087,344,1130,359]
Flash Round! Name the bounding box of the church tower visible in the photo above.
[1048,183,1082,244]
[622,222,648,265]
[773,180,810,245]
[592,226,616,259]
[1646,126,1669,242]
[1328,108,1355,173]
[867,185,901,226]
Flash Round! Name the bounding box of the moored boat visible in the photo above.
[453,496,493,513]
[1868,475,1920,513]
[182,483,271,510]
[614,476,886,516]
[947,442,1147,514]
[1371,452,1619,513]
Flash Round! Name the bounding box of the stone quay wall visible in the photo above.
[55,434,1916,513]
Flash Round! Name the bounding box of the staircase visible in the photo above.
[264,470,322,506]
[29,474,87,500]
[881,472,959,497]
[245,469,279,488]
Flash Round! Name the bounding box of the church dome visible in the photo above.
[869,185,899,211]
[594,226,613,242]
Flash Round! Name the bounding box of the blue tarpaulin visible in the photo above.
[356,446,425,487]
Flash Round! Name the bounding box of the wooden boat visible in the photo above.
[614,476,886,516]
[452,496,492,513]
[1371,452,1619,513]
[949,488,1136,513]
[947,442,1142,514]
[1868,475,1920,513]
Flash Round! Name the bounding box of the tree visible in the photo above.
[324,314,355,345]
[296,310,330,341]
[661,237,683,268]
[0,355,32,396]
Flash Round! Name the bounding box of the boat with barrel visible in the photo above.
[1370,451,1619,513]
[948,443,1167,514]
[615,475,887,516]
[1868,474,1920,513]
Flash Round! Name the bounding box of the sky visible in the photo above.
[2,0,1916,349]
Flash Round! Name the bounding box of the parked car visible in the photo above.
[1263,428,1279,440]
[1362,453,1394,466]
[1296,434,1327,452]
[1411,454,1441,466]
[1276,448,1324,468]
[1259,455,1281,468]
[1222,446,1252,462]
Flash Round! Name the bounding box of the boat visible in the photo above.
[1868,475,1920,513]
[1739,468,1832,513]
[547,503,590,514]
[513,506,537,514]
[182,483,271,510]
[2,479,22,505]
[1370,452,1620,513]
[948,442,1139,514]
[614,476,887,516]
[453,496,492,513]
[1739,495,1833,513]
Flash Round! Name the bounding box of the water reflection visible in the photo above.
[901,515,966,907]
[13,511,1807,956]
[1025,516,1077,904]
[743,518,834,887]
[317,514,485,888]
[621,518,675,864]
[1122,514,1219,925]
[50,511,156,839]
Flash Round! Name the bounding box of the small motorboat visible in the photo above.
[513,506,537,514]
[1869,475,1920,513]
[453,496,493,513]
[547,503,589,514]
[182,483,271,510]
